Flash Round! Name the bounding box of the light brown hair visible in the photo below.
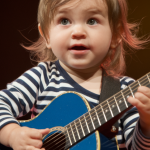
[23,0,148,76]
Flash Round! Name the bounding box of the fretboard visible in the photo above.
[64,72,150,148]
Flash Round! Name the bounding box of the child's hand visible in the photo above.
[9,126,50,150]
[128,86,150,137]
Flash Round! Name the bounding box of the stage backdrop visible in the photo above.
[0,0,150,90]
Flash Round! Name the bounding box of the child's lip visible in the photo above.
[69,44,89,50]
[69,49,90,55]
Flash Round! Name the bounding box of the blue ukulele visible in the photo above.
[1,73,150,150]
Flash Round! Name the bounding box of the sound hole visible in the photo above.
[42,131,66,150]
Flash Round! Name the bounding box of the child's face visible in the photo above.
[46,0,113,70]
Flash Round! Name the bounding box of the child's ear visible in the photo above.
[38,23,51,49]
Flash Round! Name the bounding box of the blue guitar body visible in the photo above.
[0,92,118,150]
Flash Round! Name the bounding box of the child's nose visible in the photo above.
[71,25,86,39]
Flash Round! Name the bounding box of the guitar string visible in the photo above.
[42,75,149,150]
[42,74,150,149]
[42,74,149,149]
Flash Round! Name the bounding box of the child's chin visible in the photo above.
[69,63,92,70]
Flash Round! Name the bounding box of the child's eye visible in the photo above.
[60,19,70,25]
[87,19,98,25]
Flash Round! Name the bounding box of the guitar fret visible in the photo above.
[70,122,80,141]
[66,127,72,145]
[79,118,85,136]
[84,113,94,131]
[107,100,114,117]
[115,90,131,112]
[84,115,90,133]
[100,104,107,122]
[139,75,149,87]
[137,80,141,86]
[147,74,150,88]
[94,107,101,125]
[89,112,96,130]
[121,91,128,108]
[89,109,100,129]
[70,124,76,142]
[74,121,81,140]
[96,105,106,125]
[122,87,133,107]
[129,86,135,98]
[114,96,121,112]
[102,101,112,121]
[108,97,119,116]
[75,120,84,139]
[66,124,77,145]
[147,74,150,83]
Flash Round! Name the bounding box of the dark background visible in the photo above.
[0,0,150,89]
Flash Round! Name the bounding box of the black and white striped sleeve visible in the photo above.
[130,119,150,149]
[120,107,150,149]
[0,62,50,129]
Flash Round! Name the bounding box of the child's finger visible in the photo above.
[127,96,145,109]
[27,139,43,148]
[137,86,150,98]
[39,128,50,136]
[29,128,49,140]
[134,92,149,104]
[29,129,43,139]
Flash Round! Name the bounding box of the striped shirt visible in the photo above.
[0,60,150,149]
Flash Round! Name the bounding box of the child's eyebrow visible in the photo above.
[87,9,104,16]
[56,8,105,16]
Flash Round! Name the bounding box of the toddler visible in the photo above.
[0,0,150,149]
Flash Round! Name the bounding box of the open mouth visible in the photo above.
[70,46,88,50]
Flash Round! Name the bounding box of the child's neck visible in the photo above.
[59,61,102,95]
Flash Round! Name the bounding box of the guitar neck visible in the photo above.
[64,72,150,148]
